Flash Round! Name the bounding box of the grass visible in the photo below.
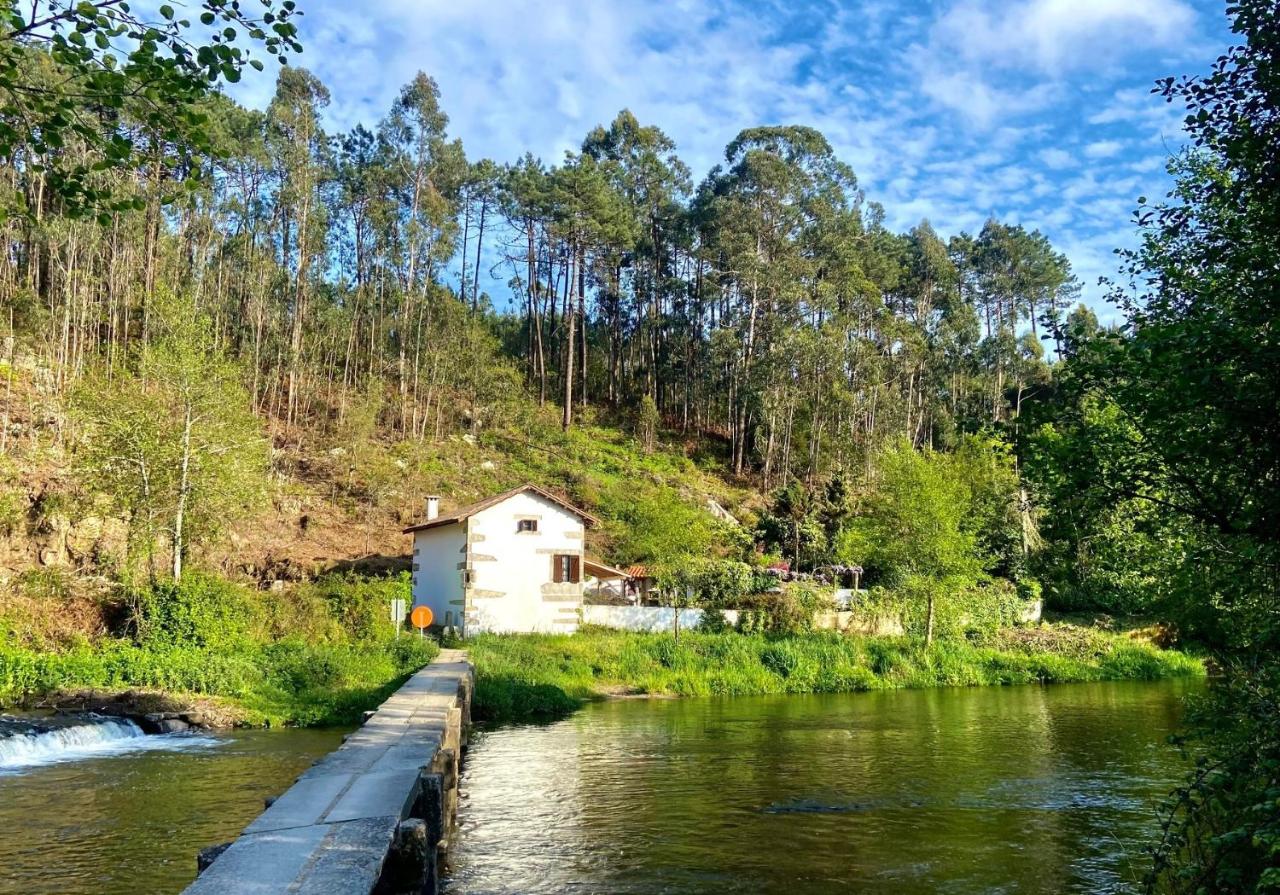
[0,636,439,727]
[462,624,1205,725]
[0,571,440,727]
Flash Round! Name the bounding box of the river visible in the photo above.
[444,679,1198,895]
[0,720,342,894]
[0,680,1194,894]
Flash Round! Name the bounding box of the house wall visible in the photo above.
[411,525,467,630]
[463,491,585,635]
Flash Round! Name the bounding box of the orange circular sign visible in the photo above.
[409,605,434,629]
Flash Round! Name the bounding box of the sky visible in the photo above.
[229,0,1232,319]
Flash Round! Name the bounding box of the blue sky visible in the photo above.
[229,0,1231,318]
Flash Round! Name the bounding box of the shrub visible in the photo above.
[736,584,823,635]
[304,572,410,643]
[133,573,258,650]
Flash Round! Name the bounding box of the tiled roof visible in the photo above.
[402,483,601,533]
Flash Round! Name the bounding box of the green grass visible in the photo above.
[463,625,1204,725]
[0,571,440,727]
[0,636,438,727]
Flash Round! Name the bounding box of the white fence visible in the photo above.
[582,604,739,633]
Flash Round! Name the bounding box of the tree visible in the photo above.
[0,0,302,219]
[73,296,267,580]
[1022,3,1280,889]
[636,393,659,453]
[847,441,981,644]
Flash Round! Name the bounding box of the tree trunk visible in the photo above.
[172,404,193,580]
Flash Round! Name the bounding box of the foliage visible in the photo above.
[636,394,660,453]
[71,296,269,579]
[460,626,1202,726]
[657,558,758,608]
[1015,4,1280,890]
[1148,661,1280,895]
[301,572,411,643]
[132,571,256,650]
[849,440,981,586]
[735,583,825,636]
[0,571,437,726]
[0,0,302,218]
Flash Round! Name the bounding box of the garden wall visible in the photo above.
[582,605,740,633]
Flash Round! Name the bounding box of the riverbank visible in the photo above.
[0,572,439,727]
[0,638,439,727]
[464,624,1204,725]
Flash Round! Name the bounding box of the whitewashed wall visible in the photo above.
[411,525,466,630]
[583,604,740,633]
[465,491,584,635]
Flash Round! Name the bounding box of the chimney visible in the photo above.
[425,496,440,521]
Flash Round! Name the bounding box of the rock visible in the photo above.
[705,499,740,527]
[156,718,190,734]
[196,842,232,875]
[269,580,285,593]
[462,434,477,446]
[480,460,496,471]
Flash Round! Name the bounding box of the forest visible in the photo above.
[0,0,1276,892]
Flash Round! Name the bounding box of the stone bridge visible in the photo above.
[184,649,473,895]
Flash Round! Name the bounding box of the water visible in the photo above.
[0,715,223,773]
[0,721,343,894]
[445,680,1198,894]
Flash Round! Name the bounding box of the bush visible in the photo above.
[303,572,411,643]
[134,572,257,650]
[659,558,756,608]
[736,584,823,635]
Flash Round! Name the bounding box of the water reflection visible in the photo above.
[446,680,1197,895]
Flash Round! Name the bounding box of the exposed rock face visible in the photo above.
[64,514,128,566]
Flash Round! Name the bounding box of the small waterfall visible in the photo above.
[0,716,147,771]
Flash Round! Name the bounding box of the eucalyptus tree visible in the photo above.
[582,110,689,405]
[699,125,861,474]
[266,66,331,424]
[379,72,465,433]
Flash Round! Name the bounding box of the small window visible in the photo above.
[517,519,538,533]
[552,554,581,584]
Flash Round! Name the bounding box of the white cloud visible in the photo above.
[1084,139,1126,158]
[1039,147,1076,169]
[931,0,1198,73]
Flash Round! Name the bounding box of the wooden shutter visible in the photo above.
[552,556,563,583]
[570,556,581,583]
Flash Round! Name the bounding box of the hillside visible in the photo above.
[0,346,756,594]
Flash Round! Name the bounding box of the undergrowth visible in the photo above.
[0,571,438,726]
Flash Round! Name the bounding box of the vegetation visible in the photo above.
[462,626,1202,726]
[0,571,436,726]
[1017,3,1280,891]
[0,0,1276,889]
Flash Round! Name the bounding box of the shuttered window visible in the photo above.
[552,554,580,584]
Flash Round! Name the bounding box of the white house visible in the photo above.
[403,484,601,636]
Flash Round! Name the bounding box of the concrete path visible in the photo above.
[184,649,472,895]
